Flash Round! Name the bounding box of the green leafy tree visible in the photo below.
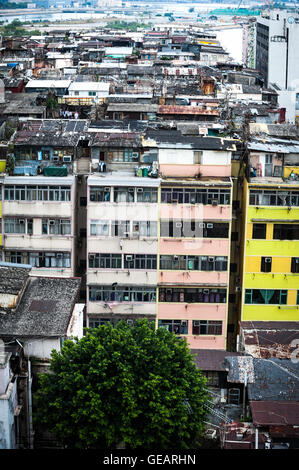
[34,320,208,449]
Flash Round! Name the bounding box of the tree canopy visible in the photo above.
[34,320,209,449]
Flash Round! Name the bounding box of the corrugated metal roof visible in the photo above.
[250,401,299,426]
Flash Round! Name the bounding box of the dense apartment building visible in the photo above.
[84,130,237,350]
[240,134,299,324]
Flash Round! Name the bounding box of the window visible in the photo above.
[133,221,157,237]
[88,318,112,328]
[245,289,287,304]
[159,255,228,271]
[111,220,130,237]
[252,223,266,239]
[42,219,71,235]
[136,187,158,203]
[160,220,229,238]
[249,189,299,207]
[90,187,110,202]
[4,185,71,202]
[158,320,188,335]
[4,218,25,234]
[124,254,157,270]
[159,288,226,303]
[89,285,156,302]
[90,220,109,236]
[89,253,122,269]
[114,187,134,203]
[192,320,222,335]
[273,224,299,240]
[5,251,71,268]
[161,187,230,205]
[261,257,272,273]
[88,91,96,96]
[291,258,299,274]
[5,251,28,264]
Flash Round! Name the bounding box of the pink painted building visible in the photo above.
[156,136,234,349]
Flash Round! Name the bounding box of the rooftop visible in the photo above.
[0,276,81,338]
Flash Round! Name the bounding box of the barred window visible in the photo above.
[158,319,188,335]
[192,320,222,335]
[90,187,111,202]
[89,285,156,302]
[159,255,228,271]
[161,187,230,205]
[42,219,71,235]
[89,254,122,269]
[249,189,299,207]
[124,254,157,270]
[90,220,109,236]
[159,288,227,303]
[136,187,158,203]
[4,185,71,202]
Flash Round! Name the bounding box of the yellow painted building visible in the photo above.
[241,179,299,322]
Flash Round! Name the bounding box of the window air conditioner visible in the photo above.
[53,156,59,162]
[203,289,209,294]
[63,155,72,162]
[208,257,215,262]
[137,188,143,192]
[49,220,55,225]
[104,187,110,192]
[57,253,63,258]
[212,199,218,206]
[18,219,25,224]
[175,222,182,228]
[132,152,139,159]
[265,258,272,263]
[128,188,134,192]
[173,255,179,260]
[126,255,133,261]
[207,223,214,228]
[198,223,205,228]
[89,254,95,260]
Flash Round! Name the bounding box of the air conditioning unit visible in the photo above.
[49,220,55,225]
[208,257,215,262]
[176,222,182,228]
[63,155,72,162]
[207,223,214,228]
[18,219,25,224]
[53,155,59,162]
[172,199,178,203]
[128,188,134,192]
[57,253,63,258]
[126,255,133,261]
[199,223,205,228]
[104,187,110,192]
[173,255,179,260]
[89,254,95,260]
[265,258,271,263]
[203,289,209,294]
[132,152,139,159]
[212,199,218,206]
[137,188,143,193]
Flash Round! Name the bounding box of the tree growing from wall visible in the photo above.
[34,320,208,449]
